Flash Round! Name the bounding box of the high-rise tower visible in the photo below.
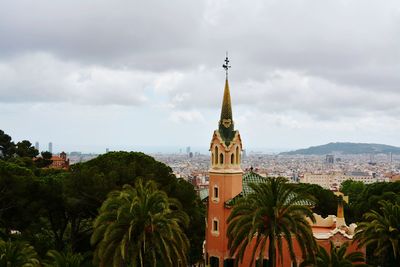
[205,56,243,266]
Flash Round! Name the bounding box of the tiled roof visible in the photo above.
[225,171,312,207]
[199,188,209,201]
[50,156,64,161]
[242,171,268,195]
[225,171,266,207]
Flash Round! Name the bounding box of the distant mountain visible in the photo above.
[281,142,400,155]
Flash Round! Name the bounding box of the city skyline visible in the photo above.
[1,1,400,153]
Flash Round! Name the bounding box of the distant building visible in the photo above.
[369,153,375,164]
[302,171,376,190]
[186,146,191,154]
[242,149,246,159]
[325,154,334,164]
[48,142,53,153]
[35,142,39,151]
[302,173,332,189]
[49,152,69,169]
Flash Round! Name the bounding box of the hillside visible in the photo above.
[281,142,400,155]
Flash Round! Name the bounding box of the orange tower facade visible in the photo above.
[204,57,365,267]
[205,61,243,266]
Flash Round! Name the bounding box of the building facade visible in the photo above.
[49,151,70,169]
[205,62,365,266]
[302,171,376,190]
[206,77,243,266]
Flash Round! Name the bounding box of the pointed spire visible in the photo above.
[218,55,235,146]
[220,78,233,123]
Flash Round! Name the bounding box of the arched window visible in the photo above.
[236,146,240,164]
[211,153,214,165]
[214,146,218,165]
[231,153,235,164]
[219,153,224,164]
[213,185,219,199]
[213,219,219,232]
[210,256,219,267]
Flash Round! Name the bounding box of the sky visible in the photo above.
[1,0,400,154]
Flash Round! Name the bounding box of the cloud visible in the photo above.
[0,0,205,69]
[0,52,157,105]
[168,110,205,124]
[1,0,400,149]
[159,68,400,121]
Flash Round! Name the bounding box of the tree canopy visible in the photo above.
[0,136,205,266]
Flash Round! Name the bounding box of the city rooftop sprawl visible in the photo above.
[152,150,400,191]
[53,145,400,191]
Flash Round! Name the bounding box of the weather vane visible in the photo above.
[222,52,231,78]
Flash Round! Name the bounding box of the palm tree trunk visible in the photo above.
[268,234,276,267]
[140,246,144,267]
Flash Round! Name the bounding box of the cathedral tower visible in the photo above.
[206,56,243,266]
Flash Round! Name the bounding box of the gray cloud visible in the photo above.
[1,0,400,138]
[0,53,153,105]
[0,0,205,69]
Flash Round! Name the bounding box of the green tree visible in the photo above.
[303,241,367,267]
[0,239,40,267]
[347,182,400,226]
[67,152,204,261]
[227,177,317,267]
[340,180,365,202]
[296,183,337,217]
[41,151,52,160]
[0,160,39,234]
[36,173,69,251]
[91,179,190,267]
[15,141,38,158]
[354,200,400,266]
[0,130,16,159]
[43,249,91,267]
[34,151,53,168]
[169,178,205,264]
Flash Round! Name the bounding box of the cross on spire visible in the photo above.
[222,52,231,78]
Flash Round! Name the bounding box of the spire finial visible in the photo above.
[222,52,231,78]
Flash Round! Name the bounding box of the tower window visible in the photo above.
[211,218,219,236]
[236,146,240,164]
[210,256,219,267]
[214,186,219,198]
[231,153,235,164]
[219,153,224,164]
[213,219,218,232]
[212,185,219,203]
[214,146,218,165]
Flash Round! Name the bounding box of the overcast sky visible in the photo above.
[1,0,400,153]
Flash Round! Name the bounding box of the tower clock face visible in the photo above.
[222,119,232,128]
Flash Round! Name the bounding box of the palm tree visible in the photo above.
[0,239,40,267]
[354,200,400,265]
[91,179,190,267]
[302,241,367,267]
[42,250,88,267]
[227,177,317,267]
